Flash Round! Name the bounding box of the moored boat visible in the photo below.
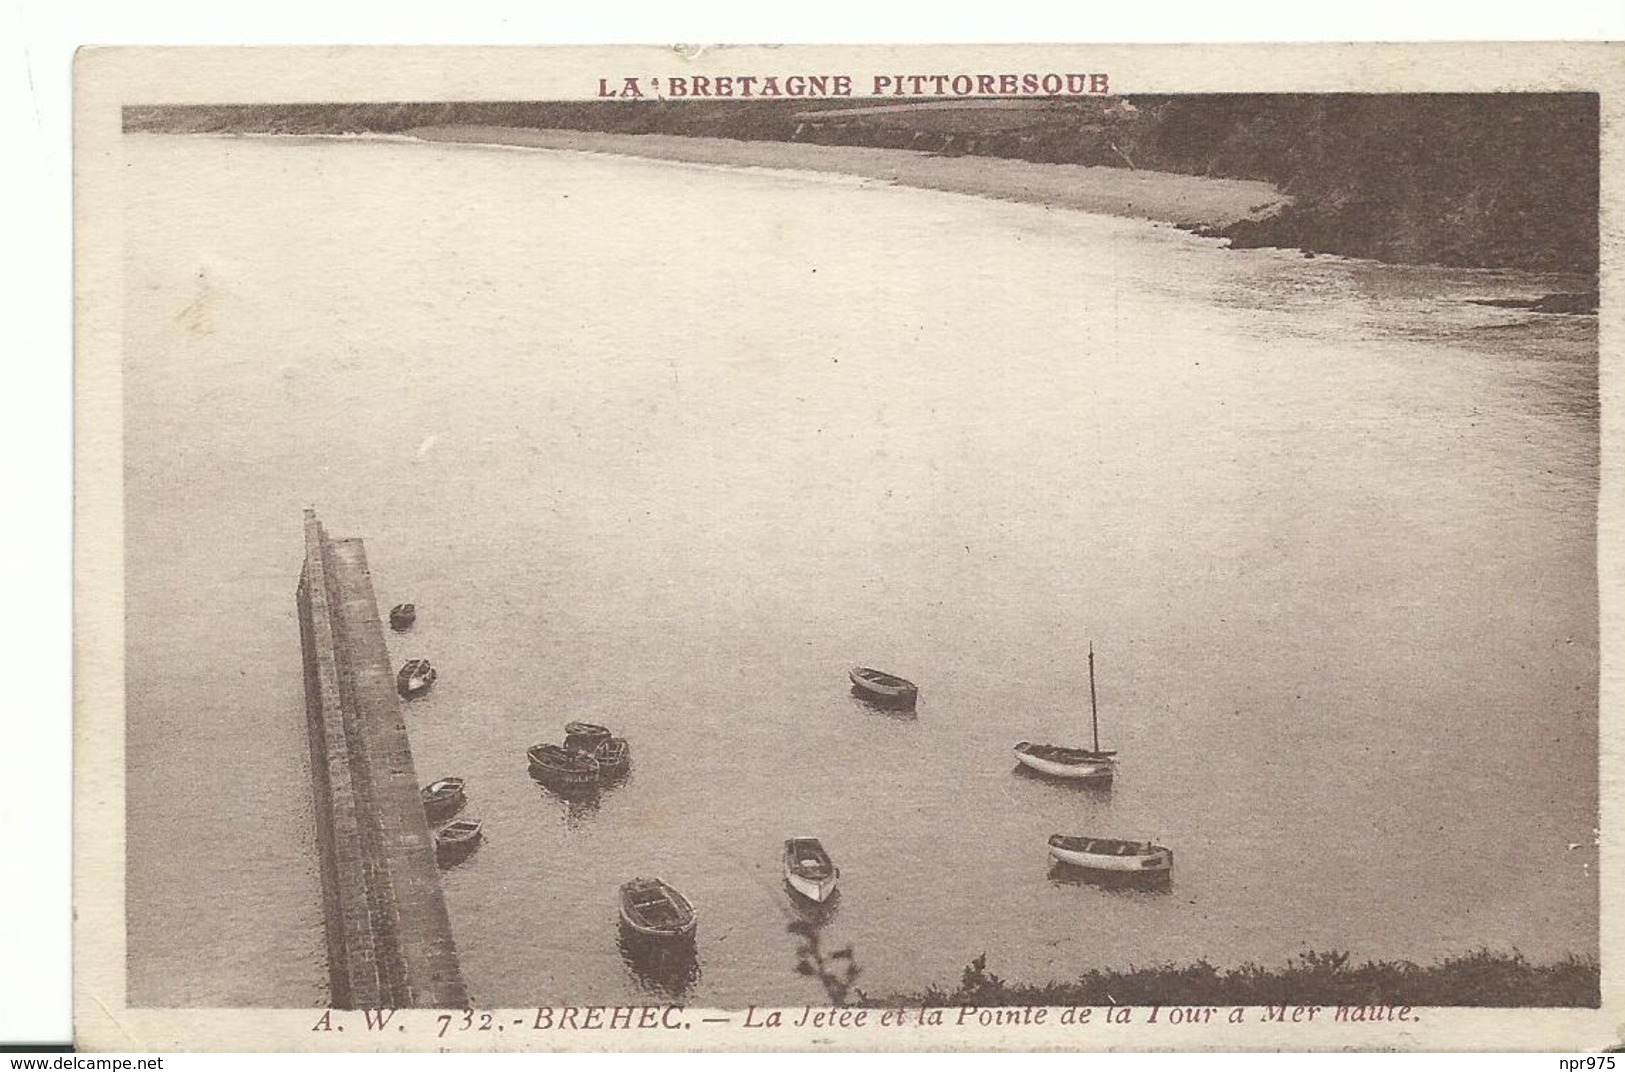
[421,777,466,823]
[389,603,416,631]
[848,666,918,707]
[594,736,631,779]
[397,658,436,699]
[528,743,600,789]
[782,837,840,903]
[1047,834,1172,875]
[435,818,483,864]
[564,721,613,753]
[619,877,697,943]
[1012,642,1116,782]
[1013,741,1116,780]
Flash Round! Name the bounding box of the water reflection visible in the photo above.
[528,769,602,823]
[616,926,700,998]
[1008,763,1115,799]
[1046,860,1173,895]
[528,762,637,826]
[847,688,919,721]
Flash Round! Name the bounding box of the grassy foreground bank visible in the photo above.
[872,950,1599,1008]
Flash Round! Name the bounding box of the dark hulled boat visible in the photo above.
[594,736,631,779]
[397,658,436,699]
[848,666,918,708]
[528,743,600,789]
[421,777,466,823]
[434,818,483,865]
[619,878,697,943]
[389,603,416,631]
[564,721,613,753]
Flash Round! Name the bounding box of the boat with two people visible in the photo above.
[389,603,416,631]
[421,777,466,823]
[619,877,697,944]
[1047,834,1172,877]
[1013,642,1116,781]
[396,658,436,699]
[849,666,918,709]
[782,837,840,904]
[434,818,483,865]
[528,742,600,790]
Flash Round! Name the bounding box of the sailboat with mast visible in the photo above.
[1012,643,1117,781]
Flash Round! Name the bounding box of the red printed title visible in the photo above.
[596,72,1111,100]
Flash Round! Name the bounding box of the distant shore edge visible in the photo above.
[408,124,1291,232]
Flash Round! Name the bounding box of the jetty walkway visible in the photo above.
[296,509,467,1008]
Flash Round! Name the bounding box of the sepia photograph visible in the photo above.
[71,43,1619,1051]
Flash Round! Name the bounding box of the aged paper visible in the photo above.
[76,43,1621,1051]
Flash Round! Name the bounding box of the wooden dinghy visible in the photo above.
[564,721,613,753]
[389,603,416,631]
[527,743,600,789]
[593,736,631,779]
[421,777,466,823]
[782,837,840,904]
[619,877,697,943]
[396,658,436,699]
[848,666,918,707]
[434,818,483,865]
[1047,834,1172,875]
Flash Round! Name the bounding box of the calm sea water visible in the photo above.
[123,134,1599,1007]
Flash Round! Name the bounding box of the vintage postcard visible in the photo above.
[74,43,1620,1051]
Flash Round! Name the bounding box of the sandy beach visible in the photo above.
[409,125,1290,230]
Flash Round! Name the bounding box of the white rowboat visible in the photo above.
[783,837,840,903]
[1048,834,1172,874]
[1013,742,1116,780]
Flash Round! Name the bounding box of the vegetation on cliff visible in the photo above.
[783,919,1597,1008]
[125,94,1598,274]
[879,949,1600,1009]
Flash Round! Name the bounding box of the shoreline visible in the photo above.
[408,125,1292,231]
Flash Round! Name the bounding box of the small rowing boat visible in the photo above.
[594,736,631,779]
[1047,834,1172,875]
[396,658,436,699]
[421,777,466,823]
[527,743,600,789]
[783,837,839,903]
[564,721,613,753]
[389,603,416,631]
[619,877,697,943]
[849,666,918,707]
[435,818,483,864]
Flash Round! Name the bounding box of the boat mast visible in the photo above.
[1088,642,1100,753]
